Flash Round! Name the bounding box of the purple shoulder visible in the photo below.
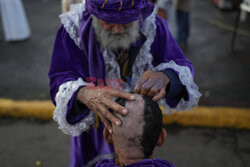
[153,159,176,167]
[95,159,118,167]
[96,159,175,167]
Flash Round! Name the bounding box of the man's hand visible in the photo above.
[134,70,170,101]
[77,87,136,132]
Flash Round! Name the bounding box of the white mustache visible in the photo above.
[92,16,140,50]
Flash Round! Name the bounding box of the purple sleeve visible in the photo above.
[162,69,186,98]
[151,16,193,107]
[49,25,90,124]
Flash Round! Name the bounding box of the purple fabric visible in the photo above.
[49,25,114,167]
[49,26,90,122]
[70,123,114,167]
[162,69,187,108]
[85,0,154,24]
[96,159,176,167]
[49,10,194,167]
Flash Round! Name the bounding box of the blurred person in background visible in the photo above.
[62,0,82,13]
[96,94,175,167]
[155,0,176,34]
[0,0,30,41]
[49,0,201,166]
[175,0,192,50]
[156,0,192,51]
[156,0,173,21]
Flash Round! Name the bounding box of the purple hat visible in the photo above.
[86,0,154,24]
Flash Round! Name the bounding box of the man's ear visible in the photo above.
[103,128,113,145]
[156,128,167,147]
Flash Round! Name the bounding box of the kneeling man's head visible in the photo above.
[103,94,167,166]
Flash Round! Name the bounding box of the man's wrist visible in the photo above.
[76,86,87,104]
[161,69,185,99]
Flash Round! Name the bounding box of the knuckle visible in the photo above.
[113,104,120,112]
[103,110,108,117]
[97,92,102,96]
[151,89,157,94]
[89,97,97,104]
[142,83,148,89]
[141,90,147,95]
[145,70,152,75]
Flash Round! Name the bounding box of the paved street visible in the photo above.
[0,0,250,167]
[0,118,250,167]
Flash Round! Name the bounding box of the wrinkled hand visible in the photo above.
[77,87,135,132]
[134,70,170,101]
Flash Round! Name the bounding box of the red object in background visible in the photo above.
[213,0,220,5]
[213,0,233,9]
[213,0,241,10]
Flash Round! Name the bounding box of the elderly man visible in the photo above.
[97,94,175,167]
[49,0,201,166]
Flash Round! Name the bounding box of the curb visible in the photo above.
[0,98,250,129]
[164,107,250,129]
[0,99,54,120]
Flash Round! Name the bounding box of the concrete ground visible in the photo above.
[0,118,250,167]
[0,0,250,167]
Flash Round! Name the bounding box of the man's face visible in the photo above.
[92,16,140,50]
[97,19,132,35]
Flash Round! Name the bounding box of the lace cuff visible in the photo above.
[153,60,202,114]
[54,78,95,136]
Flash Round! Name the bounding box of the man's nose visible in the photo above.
[112,24,124,34]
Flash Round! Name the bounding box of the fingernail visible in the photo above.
[130,95,135,99]
[116,120,121,126]
[122,109,128,114]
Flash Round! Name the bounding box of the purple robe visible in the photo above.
[49,2,200,167]
[96,159,176,167]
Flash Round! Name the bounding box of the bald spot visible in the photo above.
[112,94,145,147]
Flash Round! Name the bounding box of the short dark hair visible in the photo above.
[115,94,162,158]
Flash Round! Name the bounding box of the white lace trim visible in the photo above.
[103,12,156,82]
[59,1,86,50]
[153,60,202,114]
[54,78,95,136]
[131,13,156,79]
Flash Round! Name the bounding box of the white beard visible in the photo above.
[92,16,140,50]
